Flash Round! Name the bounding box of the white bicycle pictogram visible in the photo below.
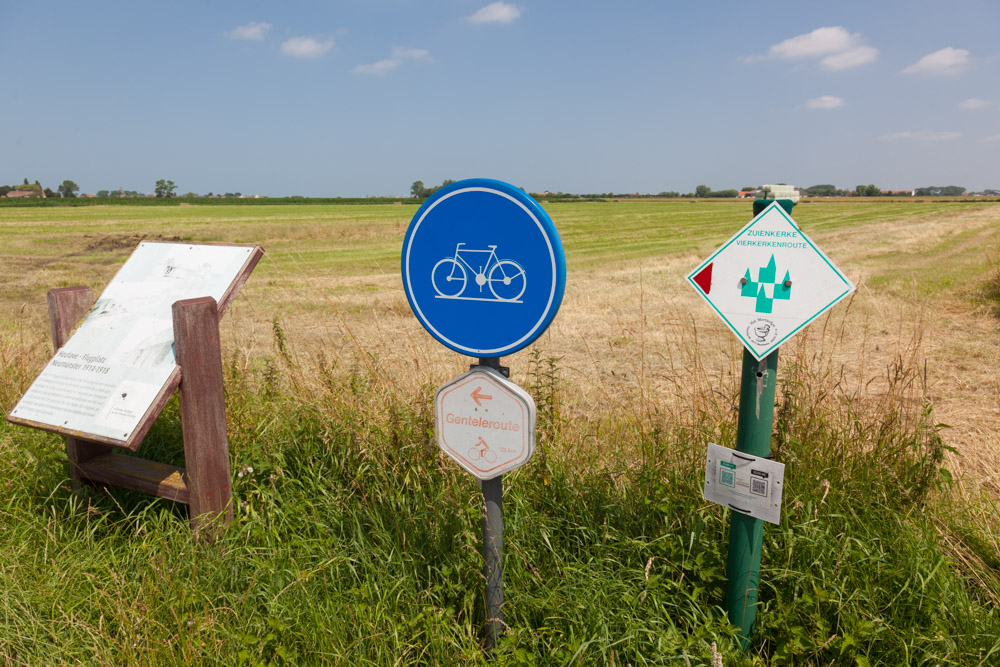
[467,436,498,464]
[431,243,527,303]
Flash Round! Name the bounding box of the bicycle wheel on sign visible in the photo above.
[431,259,467,298]
[488,260,527,301]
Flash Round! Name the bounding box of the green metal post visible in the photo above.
[725,348,779,648]
[726,197,789,649]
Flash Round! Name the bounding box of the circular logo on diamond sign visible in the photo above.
[402,178,566,357]
[434,367,536,480]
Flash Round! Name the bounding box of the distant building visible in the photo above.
[4,190,43,198]
[758,184,800,203]
[881,189,915,196]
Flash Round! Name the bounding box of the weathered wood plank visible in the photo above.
[47,286,93,348]
[173,296,233,537]
[77,453,189,504]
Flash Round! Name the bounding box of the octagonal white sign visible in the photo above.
[434,366,536,480]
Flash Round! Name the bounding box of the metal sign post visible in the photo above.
[725,200,793,646]
[402,179,565,651]
[433,355,535,649]
[725,347,778,649]
[478,356,506,652]
[686,198,855,649]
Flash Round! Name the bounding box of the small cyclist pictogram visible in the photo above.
[432,243,527,303]
[467,436,498,464]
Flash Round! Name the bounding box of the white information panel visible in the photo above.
[434,366,536,480]
[8,242,258,445]
[703,442,785,525]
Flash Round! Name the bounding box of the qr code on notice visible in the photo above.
[719,468,735,488]
[750,477,768,497]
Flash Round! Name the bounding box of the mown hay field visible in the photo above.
[3,200,998,480]
[1,199,999,665]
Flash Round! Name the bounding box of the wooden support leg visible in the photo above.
[172,296,233,538]
[47,287,111,489]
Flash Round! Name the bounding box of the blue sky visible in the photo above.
[3,1,998,196]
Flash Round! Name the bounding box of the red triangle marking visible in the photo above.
[692,262,713,295]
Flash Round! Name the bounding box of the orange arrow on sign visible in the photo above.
[470,386,493,406]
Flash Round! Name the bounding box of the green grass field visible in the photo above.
[1,200,999,665]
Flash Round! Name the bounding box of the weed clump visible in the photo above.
[981,246,1000,317]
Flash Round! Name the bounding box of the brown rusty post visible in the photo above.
[172,296,233,537]
[47,286,111,488]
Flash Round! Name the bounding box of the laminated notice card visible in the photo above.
[703,442,785,525]
[8,242,260,448]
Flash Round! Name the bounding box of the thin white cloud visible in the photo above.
[744,26,877,71]
[880,130,962,141]
[281,36,334,58]
[393,47,432,62]
[768,26,860,59]
[354,59,399,76]
[902,47,970,75]
[354,47,433,76]
[959,98,991,110]
[467,2,522,25]
[229,21,272,41]
[804,95,845,110]
[985,134,1000,143]
[821,45,878,71]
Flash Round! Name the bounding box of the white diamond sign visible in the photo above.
[686,202,855,360]
[434,366,536,480]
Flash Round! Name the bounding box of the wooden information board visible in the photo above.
[8,241,260,450]
[6,241,262,536]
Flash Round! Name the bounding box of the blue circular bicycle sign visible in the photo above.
[402,178,566,357]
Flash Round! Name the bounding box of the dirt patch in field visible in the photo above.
[23,234,190,270]
[82,234,186,253]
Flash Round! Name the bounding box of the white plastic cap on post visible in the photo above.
[759,184,801,203]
